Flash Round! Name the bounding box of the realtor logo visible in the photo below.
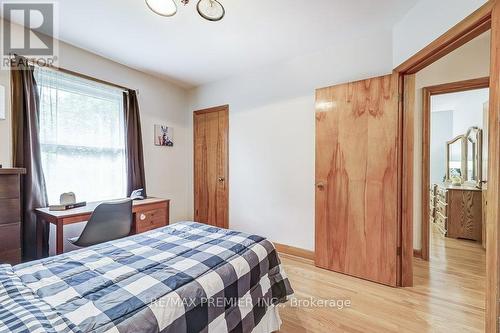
[1,1,58,68]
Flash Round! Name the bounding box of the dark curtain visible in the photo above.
[11,56,49,260]
[124,90,147,197]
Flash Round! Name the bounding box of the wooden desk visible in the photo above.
[35,198,170,256]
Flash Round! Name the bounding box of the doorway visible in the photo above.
[406,31,491,332]
[395,2,500,330]
[193,105,229,228]
[422,78,490,260]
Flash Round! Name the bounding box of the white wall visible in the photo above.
[393,0,488,67]
[188,29,395,251]
[432,89,489,137]
[0,0,489,255]
[413,33,490,250]
[0,20,191,254]
[430,110,453,184]
[190,7,491,252]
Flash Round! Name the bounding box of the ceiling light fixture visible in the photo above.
[146,0,225,22]
[145,0,177,17]
[197,0,225,22]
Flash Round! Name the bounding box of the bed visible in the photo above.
[0,222,293,333]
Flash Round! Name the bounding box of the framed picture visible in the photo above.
[154,125,174,147]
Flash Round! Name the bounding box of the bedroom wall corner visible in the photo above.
[186,28,395,252]
[393,0,488,68]
[0,19,192,255]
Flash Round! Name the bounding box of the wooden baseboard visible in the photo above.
[273,242,315,262]
[274,243,422,262]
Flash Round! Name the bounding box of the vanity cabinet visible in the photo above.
[430,183,482,242]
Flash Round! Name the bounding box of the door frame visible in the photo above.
[394,1,499,331]
[421,77,490,261]
[193,105,229,228]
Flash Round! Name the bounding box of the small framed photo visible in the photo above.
[154,125,174,147]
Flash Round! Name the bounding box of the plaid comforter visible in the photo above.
[3,222,293,333]
[0,265,78,333]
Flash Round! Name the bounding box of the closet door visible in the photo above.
[315,74,399,286]
[194,105,229,229]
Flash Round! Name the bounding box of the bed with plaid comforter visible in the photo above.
[1,222,293,333]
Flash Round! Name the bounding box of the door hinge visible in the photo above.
[397,246,402,256]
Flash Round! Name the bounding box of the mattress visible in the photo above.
[0,222,293,333]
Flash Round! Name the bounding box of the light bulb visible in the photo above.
[197,0,225,21]
[145,0,177,17]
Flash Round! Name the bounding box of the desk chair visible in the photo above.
[68,199,133,247]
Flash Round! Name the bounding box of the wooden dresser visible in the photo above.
[430,183,483,242]
[0,168,26,265]
[429,184,437,230]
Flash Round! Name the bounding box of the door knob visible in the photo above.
[218,177,225,182]
[316,182,325,190]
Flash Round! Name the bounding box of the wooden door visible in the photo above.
[315,74,399,286]
[194,105,229,228]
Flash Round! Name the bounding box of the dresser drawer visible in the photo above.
[429,186,436,205]
[0,175,20,199]
[436,188,448,202]
[0,199,21,225]
[0,249,21,265]
[0,223,21,255]
[435,201,447,217]
[135,208,167,234]
[435,212,447,235]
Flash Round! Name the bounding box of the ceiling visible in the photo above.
[4,0,418,88]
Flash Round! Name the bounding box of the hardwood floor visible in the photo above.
[278,225,486,332]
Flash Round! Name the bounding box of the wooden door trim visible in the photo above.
[421,77,490,261]
[399,74,415,287]
[193,105,229,229]
[194,105,229,115]
[395,1,499,330]
[487,5,500,332]
[395,1,493,74]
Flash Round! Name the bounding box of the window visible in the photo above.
[35,68,127,204]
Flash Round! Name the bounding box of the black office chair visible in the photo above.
[68,199,133,247]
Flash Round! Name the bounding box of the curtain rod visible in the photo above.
[20,56,138,94]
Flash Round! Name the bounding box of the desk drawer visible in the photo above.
[135,208,167,233]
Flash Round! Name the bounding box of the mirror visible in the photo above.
[465,127,483,187]
[446,135,466,183]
